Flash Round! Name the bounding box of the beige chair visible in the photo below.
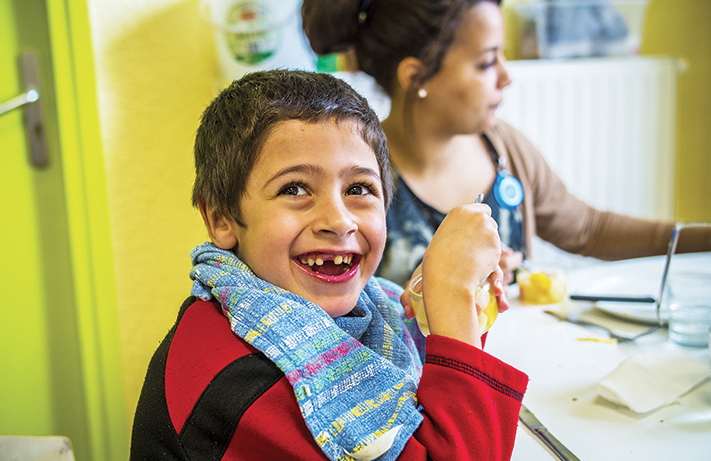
[0,436,75,461]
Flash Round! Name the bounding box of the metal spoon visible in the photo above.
[475,192,533,272]
[544,310,662,343]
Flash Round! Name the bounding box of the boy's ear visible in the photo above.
[396,57,426,94]
[198,197,239,250]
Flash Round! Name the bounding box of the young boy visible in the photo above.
[130,70,527,460]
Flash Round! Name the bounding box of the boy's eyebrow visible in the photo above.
[262,164,323,190]
[349,166,381,180]
[262,164,381,190]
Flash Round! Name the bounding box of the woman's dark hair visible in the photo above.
[301,0,501,95]
[192,69,392,226]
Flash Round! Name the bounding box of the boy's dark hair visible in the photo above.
[192,69,392,226]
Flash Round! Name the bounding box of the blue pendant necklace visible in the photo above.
[492,156,524,210]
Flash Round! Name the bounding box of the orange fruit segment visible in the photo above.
[518,270,566,304]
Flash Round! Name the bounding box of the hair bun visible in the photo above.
[301,0,361,55]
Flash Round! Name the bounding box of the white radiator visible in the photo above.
[497,57,682,264]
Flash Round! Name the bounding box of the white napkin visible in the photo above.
[598,350,710,413]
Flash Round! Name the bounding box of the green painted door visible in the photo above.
[1,0,126,459]
[0,0,88,452]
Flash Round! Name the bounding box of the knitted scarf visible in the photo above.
[189,243,424,461]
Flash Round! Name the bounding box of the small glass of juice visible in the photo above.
[408,274,498,336]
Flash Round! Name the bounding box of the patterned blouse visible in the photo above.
[376,150,524,287]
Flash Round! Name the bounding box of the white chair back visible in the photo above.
[0,436,75,461]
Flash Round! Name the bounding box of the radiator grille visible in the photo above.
[497,57,681,264]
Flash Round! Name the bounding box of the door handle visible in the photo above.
[0,51,48,167]
[0,88,39,115]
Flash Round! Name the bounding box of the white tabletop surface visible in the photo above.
[486,253,711,461]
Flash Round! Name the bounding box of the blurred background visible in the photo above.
[1,0,709,459]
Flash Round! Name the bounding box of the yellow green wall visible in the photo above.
[641,0,711,221]
[85,0,711,433]
[87,0,216,423]
[3,0,126,458]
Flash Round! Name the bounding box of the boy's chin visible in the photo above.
[310,295,362,319]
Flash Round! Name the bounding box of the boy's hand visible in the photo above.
[400,265,421,320]
[400,266,510,323]
[420,204,502,347]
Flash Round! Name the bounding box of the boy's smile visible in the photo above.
[296,252,358,279]
[223,119,387,318]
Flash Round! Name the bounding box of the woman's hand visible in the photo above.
[499,247,523,285]
[487,265,510,314]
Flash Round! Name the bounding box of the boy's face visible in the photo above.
[227,119,387,317]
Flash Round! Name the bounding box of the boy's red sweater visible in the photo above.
[130,297,528,460]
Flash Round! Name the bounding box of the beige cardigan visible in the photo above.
[485,120,711,260]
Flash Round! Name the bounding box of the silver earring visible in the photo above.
[417,88,427,99]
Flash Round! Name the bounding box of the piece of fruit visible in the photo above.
[476,281,499,334]
[518,270,567,304]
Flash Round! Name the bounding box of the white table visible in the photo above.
[486,253,711,461]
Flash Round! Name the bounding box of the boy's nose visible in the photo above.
[311,195,357,238]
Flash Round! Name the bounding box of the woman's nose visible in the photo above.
[498,54,512,89]
[311,195,358,237]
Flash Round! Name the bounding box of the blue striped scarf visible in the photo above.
[189,242,423,460]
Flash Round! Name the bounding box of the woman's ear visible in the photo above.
[395,57,427,94]
[198,197,239,250]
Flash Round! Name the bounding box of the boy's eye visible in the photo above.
[279,183,308,196]
[346,182,377,197]
[347,185,367,195]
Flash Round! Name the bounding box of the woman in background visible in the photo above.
[302,0,711,287]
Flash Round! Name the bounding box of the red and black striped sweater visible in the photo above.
[130,296,527,460]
